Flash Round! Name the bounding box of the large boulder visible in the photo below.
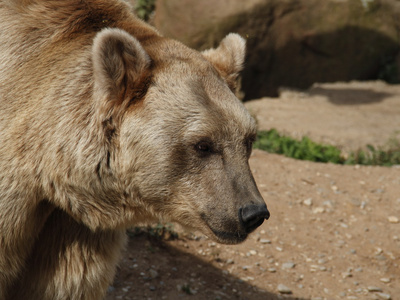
[154,0,400,99]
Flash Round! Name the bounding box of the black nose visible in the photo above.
[240,204,270,233]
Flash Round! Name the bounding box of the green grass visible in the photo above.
[253,129,400,166]
[254,129,344,163]
[134,0,156,21]
[346,144,400,166]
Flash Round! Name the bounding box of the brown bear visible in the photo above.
[0,0,270,299]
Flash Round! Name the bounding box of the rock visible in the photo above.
[367,286,383,292]
[354,267,363,272]
[312,207,325,214]
[259,238,271,244]
[376,292,392,300]
[282,262,296,269]
[155,0,400,99]
[277,284,292,294]
[388,216,399,223]
[342,272,352,278]
[380,278,391,283]
[248,250,257,255]
[303,198,313,206]
[149,269,159,279]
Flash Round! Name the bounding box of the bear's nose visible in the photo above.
[240,204,270,233]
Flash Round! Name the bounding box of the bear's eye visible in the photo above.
[245,135,256,156]
[194,140,214,156]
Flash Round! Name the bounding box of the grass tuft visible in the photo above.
[254,129,400,166]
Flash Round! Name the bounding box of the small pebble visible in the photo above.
[277,284,292,294]
[367,286,383,292]
[149,269,158,279]
[310,265,319,272]
[282,262,295,269]
[313,207,325,214]
[303,198,313,206]
[268,268,277,273]
[342,272,352,278]
[354,267,363,272]
[376,292,392,300]
[388,216,399,224]
[259,239,271,244]
[380,278,391,283]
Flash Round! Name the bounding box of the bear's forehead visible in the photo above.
[142,38,256,138]
[145,38,213,72]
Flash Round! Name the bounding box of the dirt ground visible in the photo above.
[106,81,400,300]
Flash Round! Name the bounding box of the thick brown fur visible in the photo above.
[0,0,267,299]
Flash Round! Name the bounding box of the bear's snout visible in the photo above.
[240,203,270,234]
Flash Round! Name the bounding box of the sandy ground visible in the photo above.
[106,81,400,300]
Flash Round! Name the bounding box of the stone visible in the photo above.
[259,239,271,244]
[282,262,296,269]
[155,0,400,99]
[248,250,257,256]
[367,286,383,292]
[277,284,292,294]
[376,292,392,300]
[303,198,313,206]
[149,269,159,279]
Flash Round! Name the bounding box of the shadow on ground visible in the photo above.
[309,86,393,105]
[106,233,305,300]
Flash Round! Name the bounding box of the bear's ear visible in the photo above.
[202,33,246,91]
[92,28,151,123]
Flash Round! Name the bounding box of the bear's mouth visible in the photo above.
[206,225,248,244]
[199,213,249,244]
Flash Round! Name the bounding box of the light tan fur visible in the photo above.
[0,0,267,299]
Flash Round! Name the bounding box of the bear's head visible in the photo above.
[92,28,269,244]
